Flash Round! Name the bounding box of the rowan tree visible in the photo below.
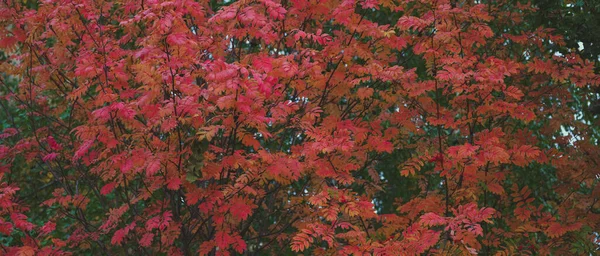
[0,0,599,255]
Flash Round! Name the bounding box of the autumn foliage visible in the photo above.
[0,0,599,255]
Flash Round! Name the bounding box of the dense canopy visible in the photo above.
[0,0,599,255]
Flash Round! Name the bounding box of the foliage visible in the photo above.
[531,0,600,61]
[0,0,599,255]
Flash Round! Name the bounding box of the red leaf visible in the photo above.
[0,128,18,139]
[229,197,255,221]
[146,216,160,231]
[448,143,479,159]
[111,223,136,245]
[281,60,298,77]
[420,212,447,227]
[356,87,374,100]
[160,118,178,133]
[487,182,504,195]
[120,159,133,173]
[47,136,62,151]
[146,158,161,177]
[42,153,59,162]
[40,221,56,235]
[73,139,95,161]
[160,211,173,231]
[166,177,181,190]
[139,233,154,247]
[252,55,273,72]
[215,231,246,253]
[167,33,189,45]
[100,182,117,195]
[215,231,232,249]
[397,16,431,31]
[0,220,13,235]
[11,213,34,231]
[16,246,36,256]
